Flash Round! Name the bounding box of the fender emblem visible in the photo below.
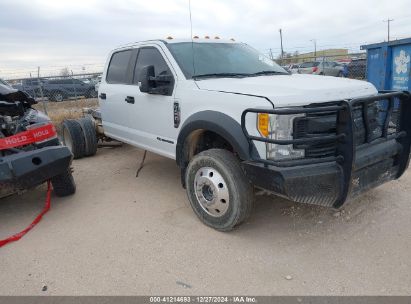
[174,101,181,128]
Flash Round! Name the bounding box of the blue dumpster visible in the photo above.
[361,37,411,92]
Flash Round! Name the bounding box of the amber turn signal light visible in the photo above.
[257,113,270,137]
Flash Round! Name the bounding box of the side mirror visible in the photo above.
[138,65,155,93]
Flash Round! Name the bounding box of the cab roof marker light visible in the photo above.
[193,36,199,39]
[214,36,220,39]
[205,36,210,39]
[166,36,173,40]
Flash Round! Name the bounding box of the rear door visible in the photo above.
[299,62,315,74]
[322,62,333,76]
[99,48,139,142]
[71,79,89,97]
[61,79,74,97]
[328,62,341,76]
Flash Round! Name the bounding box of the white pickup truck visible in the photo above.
[65,38,411,231]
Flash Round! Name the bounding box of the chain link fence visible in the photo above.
[0,54,368,129]
[278,53,367,80]
[2,51,368,107]
[5,72,102,103]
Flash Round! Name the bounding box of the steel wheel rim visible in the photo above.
[55,93,63,102]
[194,167,229,217]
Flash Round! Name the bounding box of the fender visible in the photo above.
[176,110,260,167]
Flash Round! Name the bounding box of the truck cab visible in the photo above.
[98,38,411,231]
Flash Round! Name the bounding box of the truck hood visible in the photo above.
[195,74,378,107]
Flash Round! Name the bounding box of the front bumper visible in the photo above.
[0,146,72,195]
[241,91,411,208]
[243,139,402,207]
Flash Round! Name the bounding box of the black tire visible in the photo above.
[51,91,65,102]
[51,169,76,197]
[61,119,86,159]
[77,117,98,156]
[185,149,254,231]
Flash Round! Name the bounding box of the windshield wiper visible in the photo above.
[249,71,289,76]
[193,71,288,79]
[192,73,250,79]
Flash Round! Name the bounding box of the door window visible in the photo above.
[300,62,319,68]
[106,50,134,84]
[133,47,171,83]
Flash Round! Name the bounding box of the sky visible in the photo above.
[0,0,410,79]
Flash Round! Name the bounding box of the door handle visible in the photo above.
[125,96,135,104]
[99,93,106,99]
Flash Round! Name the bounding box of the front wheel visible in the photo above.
[51,169,76,197]
[185,149,254,231]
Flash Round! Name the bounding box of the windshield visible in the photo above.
[167,42,287,79]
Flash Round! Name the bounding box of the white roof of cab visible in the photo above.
[166,38,237,44]
[117,38,237,50]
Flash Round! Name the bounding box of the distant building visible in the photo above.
[277,48,368,66]
[280,49,350,64]
[298,49,348,62]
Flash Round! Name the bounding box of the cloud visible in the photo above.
[0,0,410,78]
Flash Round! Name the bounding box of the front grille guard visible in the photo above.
[241,91,411,207]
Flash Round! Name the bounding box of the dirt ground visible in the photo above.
[0,144,410,295]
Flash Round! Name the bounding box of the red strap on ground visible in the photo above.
[0,180,52,248]
[0,123,57,150]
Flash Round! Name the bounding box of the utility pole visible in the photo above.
[310,39,317,60]
[383,18,394,42]
[279,28,284,64]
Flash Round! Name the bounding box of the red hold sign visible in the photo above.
[0,123,57,150]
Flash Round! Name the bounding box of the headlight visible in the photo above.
[258,113,305,160]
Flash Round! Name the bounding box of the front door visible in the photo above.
[127,45,177,158]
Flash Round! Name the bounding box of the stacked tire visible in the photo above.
[61,117,98,159]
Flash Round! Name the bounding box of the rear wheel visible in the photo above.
[77,117,98,156]
[185,149,254,231]
[62,119,86,159]
[51,169,76,197]
[51,91,65,102]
